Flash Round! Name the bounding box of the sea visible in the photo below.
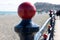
[0,11,47,15]
[0,11,17,15]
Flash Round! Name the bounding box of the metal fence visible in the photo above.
[34,14,55,40]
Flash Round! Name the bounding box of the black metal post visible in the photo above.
[14,19,39,40]
[14,2,39,40]
[49,10,53,27]
[48,25,51,34]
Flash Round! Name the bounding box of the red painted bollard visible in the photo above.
[48,25,51,33]
[43,34,48,40]
[14,2,39,40]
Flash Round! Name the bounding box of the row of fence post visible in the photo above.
[48,11,55,40]
[43,11,55,40]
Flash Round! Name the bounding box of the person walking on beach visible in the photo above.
[56,10,60,19]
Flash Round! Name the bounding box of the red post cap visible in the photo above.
[49,10,53,14]
[18,2,36,19]
[43,34,48,38]
[48,25,51,28]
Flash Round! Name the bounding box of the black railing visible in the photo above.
[34,13,55,40]
[34,17,51,40]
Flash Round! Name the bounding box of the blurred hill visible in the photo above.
[34,2,60,12]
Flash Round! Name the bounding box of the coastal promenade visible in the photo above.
[54,18,60,40]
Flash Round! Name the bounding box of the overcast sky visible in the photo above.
[0,0,60,11]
